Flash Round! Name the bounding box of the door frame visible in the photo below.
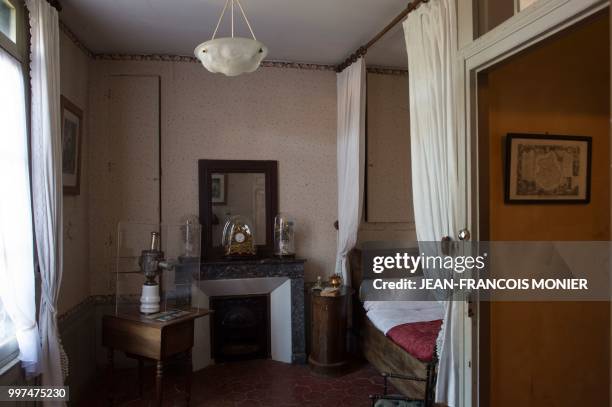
[455,0,610,406]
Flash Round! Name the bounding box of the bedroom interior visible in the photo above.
[0,0,610,407]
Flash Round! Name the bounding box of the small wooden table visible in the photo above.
[309,286,353,375]
[102,308,209,406]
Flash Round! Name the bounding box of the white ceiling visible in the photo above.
[59,0,409,68]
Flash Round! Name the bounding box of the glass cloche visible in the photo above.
[221,215,256,257]
[180,215,201,258]
[274,213,295,257]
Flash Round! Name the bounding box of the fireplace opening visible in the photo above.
[210,294,271,362]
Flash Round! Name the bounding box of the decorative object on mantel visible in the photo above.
[329,273,343,288]
[274,213,296,257]
[176,216,202,307]
[194,0,268,76]
[222,214,257,257]
[180,215,201,257]
[61,95,83,195]
[312,276,324,291]
[505,133,592,203]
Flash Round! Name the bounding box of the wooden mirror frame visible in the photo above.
[198,159,278,261]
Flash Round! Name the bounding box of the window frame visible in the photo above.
[0,0,25,63]
[0,0,28,375]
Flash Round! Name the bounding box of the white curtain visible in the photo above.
[0,47,41,377]
[27,0,66,391]
[403,1,463,406]
[335,58,366,285]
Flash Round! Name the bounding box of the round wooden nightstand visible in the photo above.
[308,286,354,375]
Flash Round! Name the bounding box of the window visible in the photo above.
[0,0,29,374]
[0,0,16,43]
[0,299,18,373]
[476,0,541,37]
[0,0,23,61]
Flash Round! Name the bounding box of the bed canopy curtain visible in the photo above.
[27,0,67,394]
[335,57,366,285]
[403,0,463,406]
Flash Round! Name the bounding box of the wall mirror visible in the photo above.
[198,160,278,260]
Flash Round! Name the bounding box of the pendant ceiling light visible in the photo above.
[194,0,268,76]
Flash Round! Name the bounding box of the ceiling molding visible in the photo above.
[60,20,406,76]
[94,53,198,63]
[261,61,336,71]
[366,66,408,76]
[59,20,94,59]
[94,53,337,71]
[59,20,336,72]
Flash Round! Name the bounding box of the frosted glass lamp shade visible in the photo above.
[194,37,268,76]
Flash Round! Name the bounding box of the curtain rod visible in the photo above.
[335,0,428,73]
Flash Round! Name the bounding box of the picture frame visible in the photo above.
[505,133,592,204]
[61,95,83,195]
[211,173,227,205]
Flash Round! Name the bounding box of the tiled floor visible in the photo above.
[79,359,393,406]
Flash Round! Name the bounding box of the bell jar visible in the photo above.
[274,213,295,257]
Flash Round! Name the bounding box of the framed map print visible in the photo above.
[61,95,83,195]
[505,134,591,204]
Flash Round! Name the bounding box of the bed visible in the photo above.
[349,248,443,405]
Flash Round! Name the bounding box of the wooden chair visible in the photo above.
[369,353,438,407]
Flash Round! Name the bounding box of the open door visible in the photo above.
[458,2,611,406]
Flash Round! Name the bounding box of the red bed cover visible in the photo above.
[386,320,442,362]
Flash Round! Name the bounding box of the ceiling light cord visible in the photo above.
[231,0,235,38]
[236,0,257,40]
[211,0,257,41]
[212,0,230,40]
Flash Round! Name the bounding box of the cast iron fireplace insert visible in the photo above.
[210,294,271,362]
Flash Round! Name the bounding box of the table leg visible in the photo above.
[107,348,114,406]
[138,358,144,398]
[156,360,164,407]
[185,350,192,405]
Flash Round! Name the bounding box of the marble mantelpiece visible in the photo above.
[199,258,306,364]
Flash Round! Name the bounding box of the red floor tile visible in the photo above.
[77,359,394,406]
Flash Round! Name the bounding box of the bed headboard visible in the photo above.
[348,247,363,292]
[348,247,365,331]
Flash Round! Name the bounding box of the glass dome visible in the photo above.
[180,215,201,258]
[274,213,295,257]
[222,215,256,257]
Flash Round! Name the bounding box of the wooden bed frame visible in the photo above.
[349,248,437,405]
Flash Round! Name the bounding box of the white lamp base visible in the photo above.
[140,284,160,314]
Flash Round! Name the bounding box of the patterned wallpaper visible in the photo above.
[87,60,338,291]
[58,20,408,308]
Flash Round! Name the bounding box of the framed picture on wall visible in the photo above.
[505,133,592,204]
[61,95,83,195]
[211,173,227,205]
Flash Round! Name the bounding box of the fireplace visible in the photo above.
[192,258,306,370]
[210,294,271,362]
